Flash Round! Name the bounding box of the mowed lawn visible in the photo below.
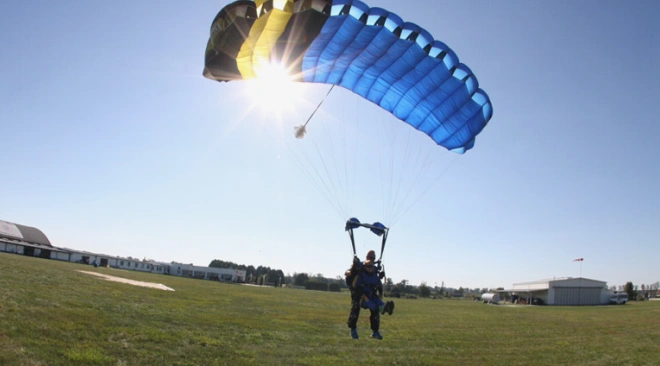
[1,253,658,365]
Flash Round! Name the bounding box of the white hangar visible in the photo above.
[502,277,613,306]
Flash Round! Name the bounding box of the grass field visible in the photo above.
[1,252,658,365]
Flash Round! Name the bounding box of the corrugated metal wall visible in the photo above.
[553,287,601,305]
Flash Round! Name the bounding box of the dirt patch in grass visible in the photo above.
[77,271,175,291]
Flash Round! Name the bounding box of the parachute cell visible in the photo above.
[204,0,493,153]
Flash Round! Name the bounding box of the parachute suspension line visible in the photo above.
[386,136,438,226]
[386,118,398,224]
[343,96,360,217]
[376,119,388,223]
[248,133,342,220]
[294,85,335,139]
[375,113,418,225]
[339,111,351,216]
[377,116,392,224]
[301,138,347,218]
[280,84,363,220]
[302,161,346,219]
[371,110,461,228]
[310,133,350,217]
[389,154,462,227]
[320,105,352,218]
[387,127,416,225]
[274,111,346,220]
[279,135,347,220]
[288,84,361,220]
[388,147,436,225]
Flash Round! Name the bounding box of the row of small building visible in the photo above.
[0,219,246,283]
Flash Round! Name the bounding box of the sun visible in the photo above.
[245,62,304,117]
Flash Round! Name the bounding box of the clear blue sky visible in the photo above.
[2,0,659,290]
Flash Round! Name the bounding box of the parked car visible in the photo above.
[609,293,628,305]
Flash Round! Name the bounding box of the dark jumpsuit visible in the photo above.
[347,265,383,332]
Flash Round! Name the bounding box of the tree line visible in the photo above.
[620,281,659,301]
[208,259,284,286]
[208,259,504,296]
[209,259,659,300]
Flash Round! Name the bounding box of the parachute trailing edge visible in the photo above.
[203,0,493,153]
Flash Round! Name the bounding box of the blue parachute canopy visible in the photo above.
[204,0,493,153]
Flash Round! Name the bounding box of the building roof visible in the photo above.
[513,277,606,286]
[498,288,548,293]
[509,277,608,292]
[0,220,52,247]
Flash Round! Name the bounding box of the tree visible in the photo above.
[266,269,284,286]
[384,278,393,292]
[294,273,309,286]
[246,265,256,281]
[393,280,406,295]
[624,282,636,300]
[419,282,431,298]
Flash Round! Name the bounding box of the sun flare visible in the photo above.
[245,62,303,116]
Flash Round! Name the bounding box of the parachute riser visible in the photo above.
[378,229,388,263]
[345,218,388,264]
[347,226,357,258]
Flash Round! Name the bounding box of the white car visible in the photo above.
[609,293,628,305]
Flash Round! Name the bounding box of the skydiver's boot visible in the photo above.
[382,301,395,315]
[350,328,358,339]
[370,331,383,340]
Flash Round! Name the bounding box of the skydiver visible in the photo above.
[355,259,387,340]
[346,250,394,340]
[346,250,372,339]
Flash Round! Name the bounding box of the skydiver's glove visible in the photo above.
[378,271,385,279]
[353,256,360,266]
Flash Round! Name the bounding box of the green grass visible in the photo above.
[1,252,658,365]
